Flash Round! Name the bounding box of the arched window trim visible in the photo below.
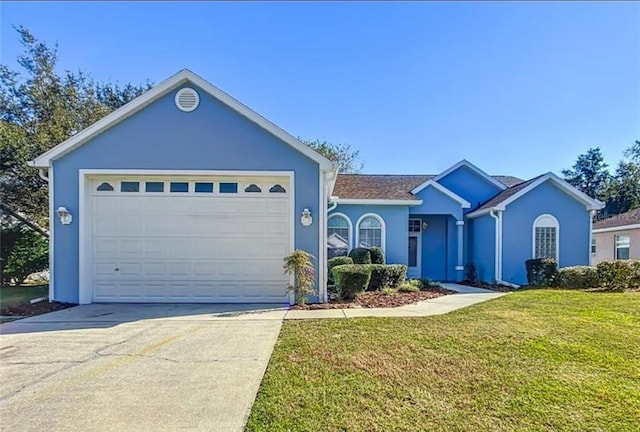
[356,213,386,252]
[328,212,353,251]
[532,214,559,262]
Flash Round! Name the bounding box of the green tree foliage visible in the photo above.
[1,225,48,285]
[561,147,610,200]
[0,27,152,225]
[300,138,363,173]
[564,141,640,216]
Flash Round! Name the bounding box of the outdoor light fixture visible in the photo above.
[422,221,429,230]
[56,206,72,225]
[300,208,313,227]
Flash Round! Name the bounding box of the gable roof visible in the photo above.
[432,159,508,191]
[593,207,640,231]
[467,172,605,218]
[415,180,471,208]
[29,69,336,171]
[333,173,522,201]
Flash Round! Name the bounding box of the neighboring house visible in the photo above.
[591,208,640,264]
[30,69,604,305]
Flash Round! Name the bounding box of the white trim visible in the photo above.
[589,210,595,265]
[432,159,507,191]
[465,208,493,219]
[78,169,296,305]
[614,234,631,260]
[532,214,560,262]
[455,265,464,271]
[48,166,54,301]
[30,69,335,171]
[355,213,386,253]
[456,220,465,226]
[489,210,503,282]
[289,172,296,305]
[328,213,353,251]
[318,169,325,303]
[336,199,423,206]
[593,224,640,233]
[409,180,471,208]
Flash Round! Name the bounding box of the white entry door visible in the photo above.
[87,175,292,303]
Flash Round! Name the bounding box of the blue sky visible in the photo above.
[1,2,638,179]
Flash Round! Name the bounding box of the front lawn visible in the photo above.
[247,290,640,431]
[0,284,48,308]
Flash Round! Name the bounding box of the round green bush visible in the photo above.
[348,248,372,264]
[327,256,354,283]
[365,264,407,291]
[556,266,600,289]
[369,247,385,264]
[332,264,372,300]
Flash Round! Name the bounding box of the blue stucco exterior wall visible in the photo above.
[501,181,591,285]
[437,166,502,211]
[468,214,496,283]
[51,83,321,303]
[409,186,464,219]
[329,204,409,265]
[409,215,458,281]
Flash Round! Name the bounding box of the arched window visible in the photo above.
[327,213,351,258]
[533,214,559,261]
[357,213,385,251]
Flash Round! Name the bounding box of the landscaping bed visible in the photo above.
[459,280,515,292]
[0,299,72,319]
[292,286,454,310]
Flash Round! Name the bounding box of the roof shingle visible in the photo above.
[593,207,640,229]
[333,174,525,201]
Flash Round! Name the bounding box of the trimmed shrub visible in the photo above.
[525,258,558,286]
[327,256,353,283]
[1,226,49,285]
[398,279,421,293]
[348,248,372,264]
[369,247,385,264]
[596,260,640,291]
[366,264,407,291]
[418,278,442,289]
[556,266,600,289]
[333,264,372,300]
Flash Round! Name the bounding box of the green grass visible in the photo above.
[247,290,640,432]
[0,284,48,308]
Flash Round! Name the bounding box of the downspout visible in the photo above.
[490,209,520,289]
[38,168,49,182]
[327,196,339,212]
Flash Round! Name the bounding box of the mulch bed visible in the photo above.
[0,300,73,318]
[458,280,515,292]
[292,286,455,310]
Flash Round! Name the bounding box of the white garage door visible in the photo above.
[88,176,292,303]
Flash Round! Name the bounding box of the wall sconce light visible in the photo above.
[422,221,429,230]
[301,208,313,226]
[56,206,72,225]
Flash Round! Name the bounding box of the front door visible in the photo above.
[408,219,422,278]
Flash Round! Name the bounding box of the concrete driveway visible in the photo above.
[0,304,286,432]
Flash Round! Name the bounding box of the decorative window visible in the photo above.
[244,184,262,193]
[357,214,385,251]
[409,219,421,233]
[170,182,189,193]
[327,214,351,258]
[194,182,214,193]
[615,235,630,260]
[96,182,114,191]
[533,214,559,260]
[269,184,286,193]
[121,182,139,192]
[591,238,597,254]
[145,182,164,193]
[219,182,238,193]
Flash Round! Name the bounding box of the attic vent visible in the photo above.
[175,87,200,112]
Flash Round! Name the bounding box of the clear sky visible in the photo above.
[1,2,639,179]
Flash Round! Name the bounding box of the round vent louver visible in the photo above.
[175,87,200,112]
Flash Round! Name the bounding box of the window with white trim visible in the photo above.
[533,214,559,260]
[591,238,597,254]
[615,235,630,260]
[327,214,350,258]
[358,215,383,249]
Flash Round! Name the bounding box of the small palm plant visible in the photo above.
[283,250,316,306]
